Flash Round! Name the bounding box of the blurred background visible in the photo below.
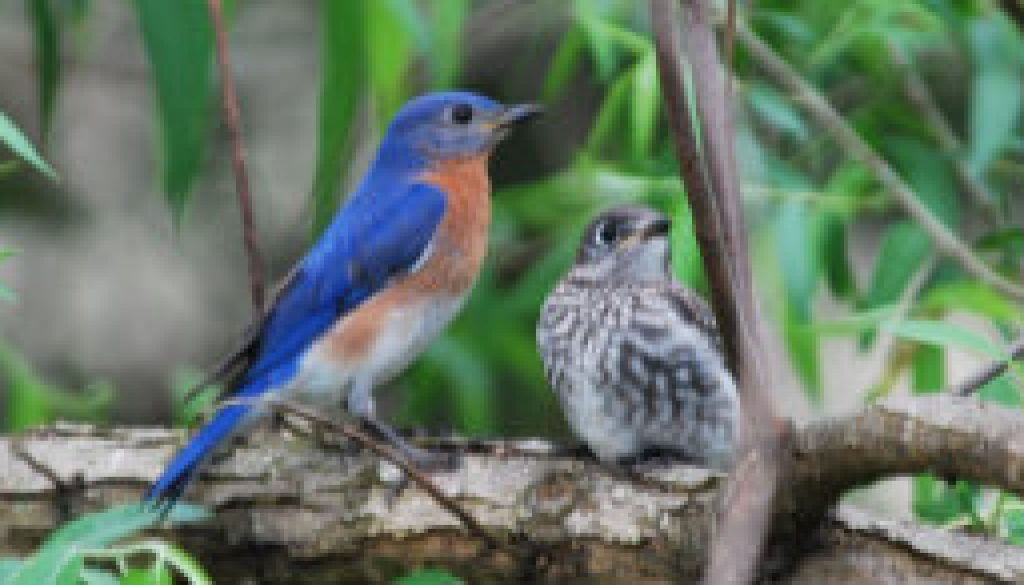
[0,0,1022,541]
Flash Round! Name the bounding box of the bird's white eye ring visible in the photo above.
[449,103,474,125]
[596,221,618,246]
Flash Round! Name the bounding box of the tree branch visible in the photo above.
[2,395,1023,584]
[651,1,782,583]
[207,0,266,313]
[736,24,1024,301]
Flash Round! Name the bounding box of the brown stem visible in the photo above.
[953,338,1024,396]
[207,0,266,313]
[650,2,781,584]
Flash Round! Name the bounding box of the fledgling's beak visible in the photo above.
[496,103,544,128]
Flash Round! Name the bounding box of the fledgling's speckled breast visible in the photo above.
[537,276,739,467]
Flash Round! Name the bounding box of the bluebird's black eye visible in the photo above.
[450,103,474,125]
[596,221,619,245]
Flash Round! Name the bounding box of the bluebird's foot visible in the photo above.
[359,416,458,472]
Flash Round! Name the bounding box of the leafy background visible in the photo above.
[1,0,1024,579]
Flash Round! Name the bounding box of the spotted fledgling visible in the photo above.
[536,206,739,468]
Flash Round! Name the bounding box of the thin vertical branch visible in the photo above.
[650,1,781,583]
[207,0,266,314]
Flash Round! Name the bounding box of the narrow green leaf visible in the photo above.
[820,215,856,299]
[882,319,1004,359]
[134,0,212,221]
[78,568,118,585]
[312,0,365,236]
[977,374,1021,408]
[886,137,959,228]
[153,542,211,585]
[394,568,463,585]
[911,344,944,394]
[812,305,900,337]
[629,52,658,161]
[747,84,809,140]
[585,72,631,154]
[0,111,56,179]
[428,0,467,88]
[366,0,414,129]
[28,0,61,135]
[863,222,931,309]
[918,281,1023,325]
[775,199,818,321]
[543,26,585,100]
[7,504,207,585]
[966,18,1023,175]
[117,568,152,585]
[1004,509,1024,545]
[783,314,822,403]
[913,474,962,524]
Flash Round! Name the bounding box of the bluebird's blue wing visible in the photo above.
[144,183,447,507]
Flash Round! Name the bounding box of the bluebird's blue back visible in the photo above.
[146,92,540,506]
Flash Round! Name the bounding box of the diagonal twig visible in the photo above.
[952,338,1024,396]
[736,23,1024,302]
[221,396,497,547]
[887,41,1001,226]
[207,0,266,314]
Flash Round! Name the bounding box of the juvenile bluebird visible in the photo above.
[145,92,540,506]
[536,206,739,468]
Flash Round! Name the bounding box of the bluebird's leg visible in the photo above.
[347,377,453,470]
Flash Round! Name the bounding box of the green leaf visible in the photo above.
[882,319,1005,359]
[134,0,213,221]
[918,281,1023,325]
[862,222,931,309]
[311,0,365,236]
[78,568,118,585]
[911,344,944,394]
[629,52,658,160]
[913,474,963,524]
[819,215,856,300]
[28,0,61,135]
[428,0,467,88]
[776,199,819,321]
[543,26,585,100]
[783,315,822,403]
[152,542,210,585]
[0,111,56,180]
[812,305,900,337]
[0,558,23,581]
[886,137,959,228]
[394,568,463,585]
[1004,509,1024,545]
[977,374,1021,408]
[966,18,1023,175]
[585,71,631,154]
[7,504,207,585]
[366,0,414,129]
[747,84,809,140]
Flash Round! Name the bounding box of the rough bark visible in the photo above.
[1,395,1022,584]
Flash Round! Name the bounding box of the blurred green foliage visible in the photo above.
[0,503,210,585]
[5,0,1024,550]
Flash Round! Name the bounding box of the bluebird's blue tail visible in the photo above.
[144,402,250,507]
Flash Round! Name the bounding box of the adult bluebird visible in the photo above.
[145,92,540,506]
[536,206,739,468]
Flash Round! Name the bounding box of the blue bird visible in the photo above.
[145,92,540,506]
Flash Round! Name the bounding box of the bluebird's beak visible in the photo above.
[496,103,544,129]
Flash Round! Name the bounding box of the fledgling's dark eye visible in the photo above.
[596,221,619,246]
[450,103,474,125]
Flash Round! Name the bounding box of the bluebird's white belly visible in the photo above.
[292,293,469,412]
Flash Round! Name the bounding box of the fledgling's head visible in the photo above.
[382,91,542,161]
[573,205,673,284]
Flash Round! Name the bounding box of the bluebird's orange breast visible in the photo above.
[318,154,492,363]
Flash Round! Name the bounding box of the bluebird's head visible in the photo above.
[574,206,673,284]
[381,91,542,161]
